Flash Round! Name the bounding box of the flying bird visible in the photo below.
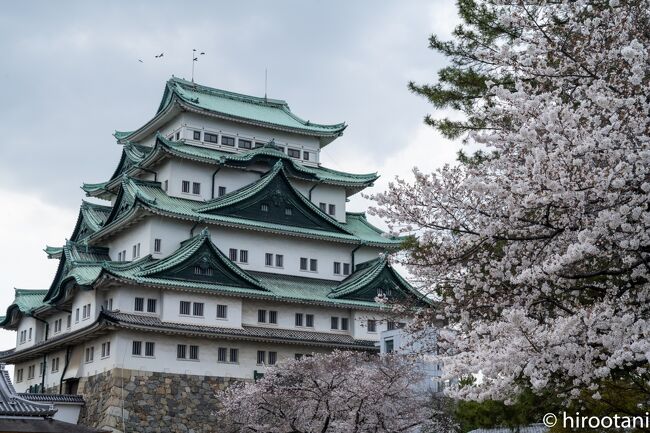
[138,59,143,63]
[155,53,164,58]
[200,52,205,55]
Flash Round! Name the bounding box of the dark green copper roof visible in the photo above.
[82,135,377,199]
[0,289,48,327]
[89,173,400,248]
[158,77,346,137]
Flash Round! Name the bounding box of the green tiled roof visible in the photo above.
[0,290,48,327]
[44,246,63,259]
[92,174,400,248]
[156,77,346,138]
[70,201,112,241]
[84,136,376,199]
[37,229,417,311]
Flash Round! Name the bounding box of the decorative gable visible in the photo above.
[137,229,265,290]
[197,161,349,233]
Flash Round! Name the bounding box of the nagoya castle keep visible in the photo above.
[0,77,424,431]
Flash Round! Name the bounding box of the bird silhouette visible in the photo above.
[155,53,164,58]
[200,52,205,55]
[138,59,143,63]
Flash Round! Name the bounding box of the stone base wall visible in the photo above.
[76,369,244,433]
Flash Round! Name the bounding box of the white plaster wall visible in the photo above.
[179,112,322,163]
[242,300,352,335]
[113,331,331,379]
[107,219,153,261]
[15,317,37,348]
[110,216,380,281]
[13,348,68,392]
[292,180,347,223]
[70,289,98,331]
[161,291,242,328]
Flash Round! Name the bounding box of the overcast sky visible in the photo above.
[0,1,463,355]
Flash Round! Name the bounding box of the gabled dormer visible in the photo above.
[329,257,428,304]
[195,160,351,233]
[136,228,266,290]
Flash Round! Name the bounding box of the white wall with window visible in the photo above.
[160,291,242,328]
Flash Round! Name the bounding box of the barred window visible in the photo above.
[269,310,278,324]
[240,250,248,263]
[218,186,227,197]
[134,297,144,312]
[182,180,190,193]
[179,301,191,315]
[193,302,204,317]
[189,345,199,360]
[204,132,218,143]
[300,257,308,270]
[306,314,314,328]
[367,320,377,333]
[238,139,252,149]
[268,351,277,365]
[229,248,238,261]
[257,350,266,365]
[295,313,303,327]
[132,341,142,356]
[221,136,235,146]
[229,348,239,363]
[275,254,284,268]
[343,263,351,275]
[333,262,341,275]
[145,342,155,357]
[341,318,349,331]
[258,309,267,323]
[331,317,339,330]
[309,259,318,272]
[193,130,201,140]
[217,347,227,362]
[154,238,162,253]
[147,299,157,313]
[192,182,201,195]
[217,304,228,319]
[177,344,187,359]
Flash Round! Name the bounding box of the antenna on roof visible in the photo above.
[264,68,268,102]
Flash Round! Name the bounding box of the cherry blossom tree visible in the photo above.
[217,351,455,433]
[371,0,650,407]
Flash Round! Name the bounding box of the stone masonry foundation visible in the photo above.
[76,369,245,433]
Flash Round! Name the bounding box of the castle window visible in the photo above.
[229,248,238,261]
[285,207,292,216]
[51,357,60,372]
[333,262,341,274]
[27,365,35,380]
[194,266,213,276]
[85,347,94,363]
[288,148,301,158]
[132,341,142,356]
[303,151,310,161]
[238,139,252,149]
[163,180,168,191]
[75,308,79,323]
[341,318,349,331]
[385,339,394,353]
[192,302,204,317]
[67,315,71,329]
[189,345,199,360]
[154,238,162,253]
[101,342,111,358]
[134,297,144,312]
[367,320,377,333]
[147,299,157,313]
[179,301,191,315]
[343,263,351,275]
[218,186,227,197]
[175,132,180,141]
[229,348,239,363]
[217,347,227,362]
[268,351,277,365]
[306,314,314,328]
[331,317,339,330]
[182,180,191,193]
[217,304,228,319]
[205,132,218,143]
[261,203,269,212]
[269,310,278,324]
[221,135,235,146]
[177,345,187,359]
[265,253,273,266]
[319,202,327,212]
[275,254,284,268]
[16,369,23,383]
[258,309,267,323]
[193,130,201,140]
[309,259,318,272]
[239,250,248,263]
[300,257,308,270]
[295,313,303,327]
[28,327,32,340]
[328,204,336,216]
[192,182,201,195]
[145,342,155,357]
[257,350,266,365]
